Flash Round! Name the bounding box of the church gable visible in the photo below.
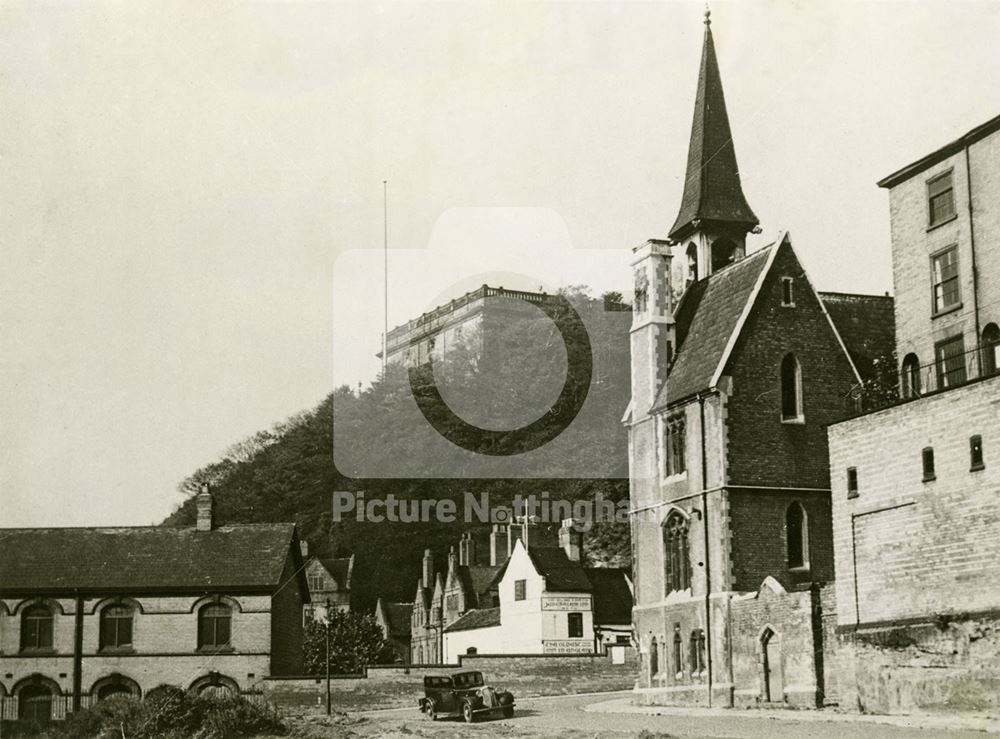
[722,238,860,489]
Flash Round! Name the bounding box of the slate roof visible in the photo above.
[458,565,502,606]
[669,17,758,240]
[526,547,592,593]
[0,524,297,595]
[583,568,633,626]
[878,113,1000,189]
[819,293,896,381]
[444,607,501,633]
[655,245,773,409]
[383,602,413,638]
[318,556,353,589]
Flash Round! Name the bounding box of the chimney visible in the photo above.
[559,519,582,562]
[300,540,309,558]
[459,532,477,566]
[196,483,213,532]
[422,548,434,588]
[490,524,508,566]
[447,545,457,574]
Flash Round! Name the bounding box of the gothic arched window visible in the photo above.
[663,512,691,594]
[901,353,921,398]
[983,324,1000,376]
[780,353,803,421]
[786,502,809,570]
[689,629,706,676]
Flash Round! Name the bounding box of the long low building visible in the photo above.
[0,488,309,722]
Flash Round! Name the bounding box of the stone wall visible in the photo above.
[835,614,1000,714]
[260,650,637,712]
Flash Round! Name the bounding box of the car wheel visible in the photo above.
[424,701,437,721]
[462,700,475,723]
[502,705,514,718]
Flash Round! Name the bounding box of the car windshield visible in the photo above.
[452,672,484,689]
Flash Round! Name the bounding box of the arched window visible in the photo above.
[901,353,921,398]
[711,237,738,273]
[197,604,232,650]
[18,683,54,723]
[689,629,706,676]
[672,627,683,679]
[100,603,134,651]
[648,637,659,680]
[780,354,803,421]
[663,512,691,594]
[92,674,141,701]
[20,604,53,651]
[983,323,1000,376]
[686,243,699,287]
[786,503,808,570]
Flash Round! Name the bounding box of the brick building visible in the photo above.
[301,550,353,625]
[625,10,892,708]
[827,114,1000,714]
[0,489,308,722]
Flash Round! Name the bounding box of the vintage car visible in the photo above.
[418,670,515,722]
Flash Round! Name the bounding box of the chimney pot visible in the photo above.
[300,540,309,558]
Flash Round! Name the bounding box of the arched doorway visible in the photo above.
[17,683,55,723]
[761,628,783,703]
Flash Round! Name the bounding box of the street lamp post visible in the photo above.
[325,597,332,716]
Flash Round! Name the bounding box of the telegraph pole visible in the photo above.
[325,597,332,716]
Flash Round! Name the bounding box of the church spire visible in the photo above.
[668,8,758,244]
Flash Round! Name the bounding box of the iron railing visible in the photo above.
[847,343,999,414]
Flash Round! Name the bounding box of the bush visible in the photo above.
[9,689,287,738]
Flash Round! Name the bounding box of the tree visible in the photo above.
[302,609,391,675]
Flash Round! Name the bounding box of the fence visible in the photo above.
[0,689,268,723]
[847,343,999,414]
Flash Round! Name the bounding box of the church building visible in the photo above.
[625,10,893,707]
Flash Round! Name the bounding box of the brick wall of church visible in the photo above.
[727,489,834,594]
[724,243,858,490]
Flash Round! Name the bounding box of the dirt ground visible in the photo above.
[281,693,997,739]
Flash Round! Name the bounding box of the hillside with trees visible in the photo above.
[164,289,632,612]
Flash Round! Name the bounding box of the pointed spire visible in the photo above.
[668,8,758,242]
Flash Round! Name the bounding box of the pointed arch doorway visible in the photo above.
[761,627,783,703]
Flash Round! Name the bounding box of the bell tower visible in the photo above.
[669,8,759,288]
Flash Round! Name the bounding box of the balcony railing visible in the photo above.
[847,343,999,415]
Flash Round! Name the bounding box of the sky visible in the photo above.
[2,0,999,528]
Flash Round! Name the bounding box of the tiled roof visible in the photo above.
[0,524,297,595]
[669,20,758,240]
[526,547,592,593]
[384,602,413,638]
[584,568,633,626]
[656,246,773,408]
[444,607,501,633]
[819,293,896,382]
